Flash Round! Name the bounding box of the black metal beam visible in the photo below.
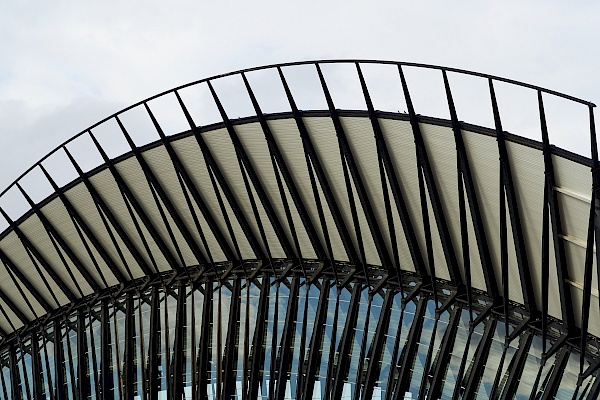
[30,330,43,400]
[247,277,269,399]
[427,305,462,399]
[0,249,51,313]
[40,165,125,285]
[443,70,498,296]
[146,101,236,263]
[88,308,101,400]
[362,289,395,400]
[537,92,575,329]
[17,339,31,400]
[329,283,362,400]
[0,208,77,303]
[540,347,570,400]
[392,296,428,400]
[275,276,300,400]
[299,280,330,400]
[170,283,186,400]
[0,358,8,400]
[16,182,102,293]
[54,319,66,400]
[65,318,78,400]
[100,300,113,400]
[208,80,295,259]
[175,91,266,261]
[8,343,20,400]
[586,373,600,400]
[461,317,497,398]
[243,73,325,261]
[398,65,463,288]
[221,279,241,400]
[316,63,393,275]
[122,294,135,400]
[489,79,537,313]
[146,288,160,400]
[76,309,91,400]
[356,63,427,280]
[64,147,153,277]
[117,113,209,268]
[278,66,360,267]
[500,331,533,400]
[581,105,600,376]
[195,283,212,400]
[89,132,181,271]
[0,271,28,325]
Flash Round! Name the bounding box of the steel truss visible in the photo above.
[0,60,597,399]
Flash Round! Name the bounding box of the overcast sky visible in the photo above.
[1,1,599,194]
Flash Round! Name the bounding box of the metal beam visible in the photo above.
[300,280,330,400]
[537,92,575,329]
[443,70,498,296]
[175,90,266,260]
[76,309,90,400]
[0,271,28,325]
[275,276,300,400]
[221,279,241,400]
[171,283,186,400]
[88,309,101,400]
[117,113,209,268]
[0,208,77,303]
[244,277,268,398]
[581,105,600,375]
[586,373,600,400]
[427,305,462,399]
[243,73,325,261]
[398,65,463,287]
[540,348,570,400]
[30,330,43,400]
[89,131,181,271]
[195,283,212,400]
[329,283,362,400]
[16,183,102,292]
[489,79,537,313]
[392,296,428,400]
[500,331,533,400]
[316,63,393,275]
[146,288,160,400]
[8,343,20,400]
[64,147,153,277]
[278,66,360,267]
[208,80,295,259]
[40,165,125,285]
[356,63,427,280]
[461,317,497,398]
[0,249,51,313]
[17,339,31,400]
[362,289,395,400]
[54,319,66,400]
[122,293,135,400]
[146,101,236,263]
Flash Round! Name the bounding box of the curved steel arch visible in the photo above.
[0,60,598,399]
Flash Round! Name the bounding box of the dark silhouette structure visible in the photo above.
[0,60,598,399]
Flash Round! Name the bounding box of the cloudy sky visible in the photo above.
[1,1,599,193]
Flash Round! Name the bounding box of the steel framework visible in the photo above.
[0,60,597,399]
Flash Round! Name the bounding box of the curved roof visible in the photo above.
[0,60,597,353]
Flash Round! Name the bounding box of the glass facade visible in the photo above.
[0,273,594,400]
